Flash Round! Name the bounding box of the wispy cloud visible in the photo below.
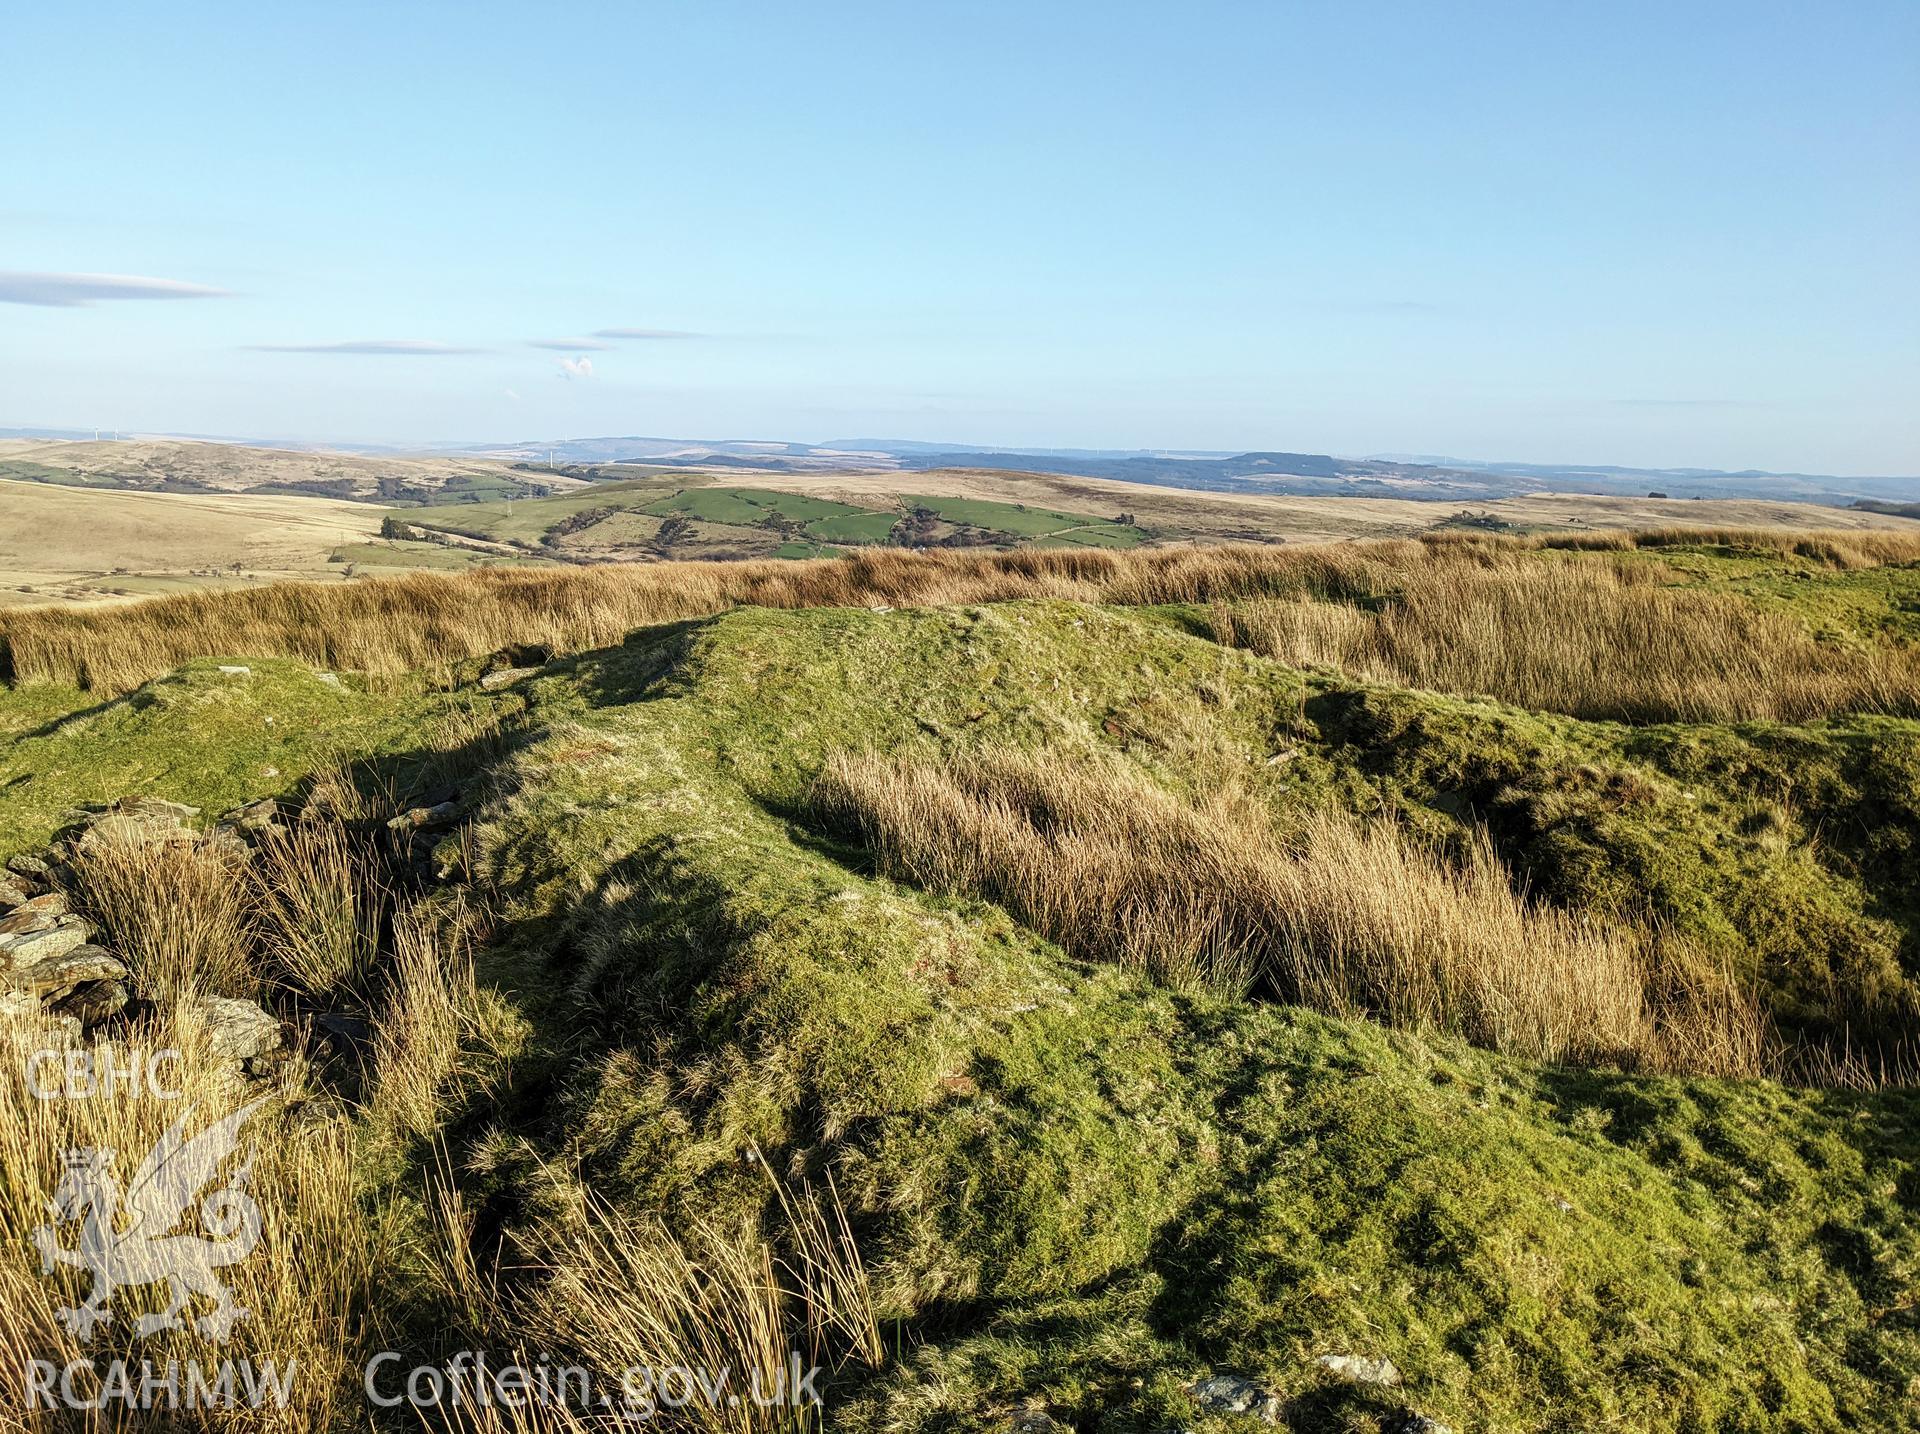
[246,340,485,355]
[527,337,614,351]
[593,327,702,340]
[558,356,594,380]
[0,270,231,307]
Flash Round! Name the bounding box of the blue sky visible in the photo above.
[2,0,1915,472]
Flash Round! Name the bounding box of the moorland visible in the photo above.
[1,526,1919,1431]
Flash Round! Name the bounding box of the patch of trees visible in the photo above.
[540,506,619,547]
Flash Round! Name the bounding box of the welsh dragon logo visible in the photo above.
[32,1099,266,1343]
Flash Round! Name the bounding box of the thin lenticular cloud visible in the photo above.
[0,270,231,306]
[527,337,614,351]
[593,327,703,340]
[246,340,486,355]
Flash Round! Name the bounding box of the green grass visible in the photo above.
[329,539,538,570]
[773,538,848,559]
[446,597,1919,1431]
[0,460,76,484]
[395,481,1150,555]
[898,494,1144,543]
[6,545,1918,1430]
[641,485,871,526]
[804,510,902,543]
[0,660,454,857]
[392,478,679,545]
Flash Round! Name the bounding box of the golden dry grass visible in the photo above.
[5,527,1919,699]
[3,805,880,1432]
[0,476,386,607]
[68,829,258,1004]
[1208,548,1920,722]
[253,821,387,1000]
[813,747,1771,1077]
[0,1010,386,1431]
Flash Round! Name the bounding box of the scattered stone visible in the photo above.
[0,877,33,909]
[313,1010,373,1050]
[0,988,81,1043]
[0,920,91,968]
[52,979,131,1028]
[217,664,252,676]
[221,798,281,833]
[1383,1414,1453,1434]
[73,799,202,854]
[315,671,343,688]
[3,891,69,924]
[479,665,541,691]
[0,906,59,938]
[387,801,459,832]
[6,945,128,1003]
[122,798,200,821]
[1005,1413,1064,1433]
[288,1091,352,1135]
[188,996,284,1064]
[1189,1373,1280,1422]
[1315,1354,1401,1388]
[6,853,52,879]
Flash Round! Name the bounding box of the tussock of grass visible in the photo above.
[0,1011,384,1431]
[254,819,386,999]
[521,1171,882,1434]
[1209,552,1920,722]
[370,900,480,1143]
[813,748,1768,1075]
[6,527,1917,696]
[68,825,258,1002]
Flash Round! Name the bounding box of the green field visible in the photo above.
[642,485,870,525]
[328,539,547,571]
[393,481,1145,557]
[898,492,1144,542]
[803,510,900,542]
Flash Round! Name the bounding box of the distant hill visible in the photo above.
[460,435,1920,506]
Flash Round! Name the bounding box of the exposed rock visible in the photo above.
[1005,1413,1065,1433]
[188,996,284,1064]
[0,877,32,909]
[74,798,199,853]
[0,919,92,968]
[1384,1414,1454,1434]
[52,979,131,1028]
[387,801,460,832]
[121,797,200,821]
[315,671,343,688]
[1315,1353,1402,1388]
[1189,1373,1280,1422]
[221,798,281,833]
[217,664,252,675]
[288,1091,353,1135]
[2,892,69,926]
[0,988,81,1043]
[6,853,52,879]
[0,906,60,938]
[313,1010,374,1050]
[479,665,541,691]
[6,945,129,1003]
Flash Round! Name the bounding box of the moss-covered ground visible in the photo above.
[3,542,1917,1430]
